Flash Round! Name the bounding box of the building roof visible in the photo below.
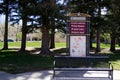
[67,13,91,17]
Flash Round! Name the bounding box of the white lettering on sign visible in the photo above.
[70,17,86,21]
[70,22,86,34]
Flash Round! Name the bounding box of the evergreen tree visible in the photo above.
[0,0,16,50]
[9,0,37,51]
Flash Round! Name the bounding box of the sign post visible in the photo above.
[67,13,91,57]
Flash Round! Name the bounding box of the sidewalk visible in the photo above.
[0,70,120,80]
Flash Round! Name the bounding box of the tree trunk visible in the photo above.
[110,33,116,51]
[3,0,8,50]
[50,28,55,49]
[95,0,101,53]
[49,17,55,49]
[40,27,51,54]
[96,30,101,52]
[119,40,120,46]
[49,0,56,49]
[20,16,27,51]
[90,31,93,49]
[117,37,120,46]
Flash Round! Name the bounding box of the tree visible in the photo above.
[66,0,100,52]
[103,0,120,51]
[104,16,117,51]
[49,0,67,49]
[91,0,109,52]
[0,0,9,50]
[37,0,57,54]
[23,0,65,54]
[10,0,37,51]
[0,0,20,50]
[66,0,113,53]
[49,0,56,49]
[111,0,120,51]
[9,0,63,53]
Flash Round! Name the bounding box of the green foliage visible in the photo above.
[104,0,120,35]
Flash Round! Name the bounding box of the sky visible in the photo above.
[58,0,64,4]
[0,14,5,25]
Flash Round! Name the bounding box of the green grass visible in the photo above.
[92,43,120,48]
[0,51,53,74]
[0,41,41,49]
[1,50,120,74]
[1,42,120,49]
[0,42,120,74]
[8,41,42,47]
[0,41,66,49]
[109,50,120,70]
[55,42,66,48]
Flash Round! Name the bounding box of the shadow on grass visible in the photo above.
[52,48,68,56]
[0,47,120,73]
[0,50,53,74]
[27,48,41,53]
[107,49,120,70]
[109,50,120,61]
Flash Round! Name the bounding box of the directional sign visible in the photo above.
[70,22,86,34]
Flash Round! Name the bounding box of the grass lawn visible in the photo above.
[0,41,66,49]
[92,43,120,48]
[0,51,53,74]
[0,41,41,48]
[0,42,120,74]
[109,50,120,70]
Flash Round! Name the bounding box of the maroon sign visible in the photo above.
[70,22,86,34]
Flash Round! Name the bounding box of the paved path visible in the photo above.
[0,70,120,80]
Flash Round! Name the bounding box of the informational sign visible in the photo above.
[67,13,90,57]
[70,22,86,34]
[70,36,86,57]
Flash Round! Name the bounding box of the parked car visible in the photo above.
[0,40,3,42]
[7,39,14,42]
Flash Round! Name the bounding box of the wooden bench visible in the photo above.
[53,56,113,80]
